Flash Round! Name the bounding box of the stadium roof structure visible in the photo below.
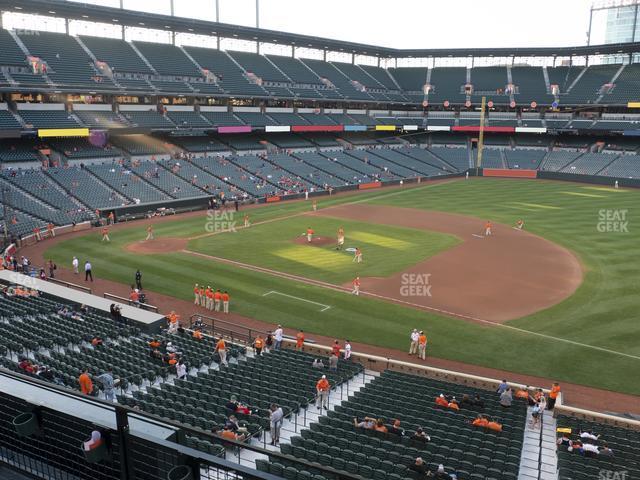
[3,0,640,59]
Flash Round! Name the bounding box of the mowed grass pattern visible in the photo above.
[188,216,459,284]
[45,179,640,395]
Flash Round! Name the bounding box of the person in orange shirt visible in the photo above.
[485,220,493,237]
[418,331,427,360]
[166,311,180,326]
[306,227,314,243]
[515,387,530,400]
[108,212,115,225]
[351,276,361,296]
[214,289,222,312]
[253,335,264,356]
[129,288,139,305]
[336,227,345,250]
[352,247,362,263]
[78,369,93,395]
[548,382,561,410]
[145,225,154,241]
[204,286,213,310]
[471,415,489,428]
[315,374,330,410]
[487,419,503,432]
[149,338,161,349]
[47,223,55,238]
[101,227,110,242]
[222,291,230,313]
[244,214,250,228]
[33,227,41,241]
[296,330,305,351]
[193,284,201,306]
[435,394,449,408]
[215,337,228,366]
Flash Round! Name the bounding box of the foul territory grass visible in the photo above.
[46,179,640,395]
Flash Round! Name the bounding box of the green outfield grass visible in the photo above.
[45,179,640,395]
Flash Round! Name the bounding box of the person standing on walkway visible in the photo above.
[222,291,230,313]
[214,289,222,312]
[315,375,330,411]
[417,331,427,360]
[96,368,116,402]
[215,337,228,367]
[269,404,284,446]
[548,382,561,410]
[135,269,142,290]
[85,260,93,282]
[344,340,352,361]
[274,325,284,350]
[409,329,419,355]
[72,256,79,275]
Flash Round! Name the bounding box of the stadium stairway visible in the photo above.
[518,407,558,480]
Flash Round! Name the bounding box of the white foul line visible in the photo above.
[262,290,331,312]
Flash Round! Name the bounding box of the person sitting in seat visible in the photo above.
[18,357,37,374]
[432,464,453,479]
[598,443,614,456]
[470,414,489,428]
[312,358,324,369]
[411,427,431,443]
[579,430,600,441]
[91,335,103,347]
[374,418,388,433]
[486,418,503,432]
[225,415,248,435]
[83,430,103,450]
[353,416,376,430]
[226,396,252,415]
[472,394,485,409]
[435,394,449,408]
[148,338,161,349]
[447,397,460,411]
[409,457,429,477]
[219,424,246,442]
[387,419,404,436]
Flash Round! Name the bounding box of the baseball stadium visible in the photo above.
[0,1,638,479]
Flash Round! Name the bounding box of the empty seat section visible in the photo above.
[183,47,268,97]
[227,51,289,82]
[511,67,554,105]
[19,110,81,129]
[428,67,467,104]
[131,161,206,198]
[120,111,175,129]
[200,111,244,127]
[86,163,168,203]
[504,149,547,169]
[74,110,128,128]
[470,66,508,103]
[562,65,618,104]
[46,166,126,209]
[302,59,372,100]
[133,41,201,77]
[79,35,152,74]
[166,111,211,128]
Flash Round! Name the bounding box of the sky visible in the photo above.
[53,0,598,49]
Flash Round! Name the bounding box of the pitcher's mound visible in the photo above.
[292,236,334,247]
[125,237,188,254]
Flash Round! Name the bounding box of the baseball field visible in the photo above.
[44,178,640,396]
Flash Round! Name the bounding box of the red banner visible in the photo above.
[483,169,537,178]
[266,195,281,203]
[291,125,343,132]
[359,181,382,190]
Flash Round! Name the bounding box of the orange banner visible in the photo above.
[358,182,382,190]
[266,195,281,203]
[483,169,537,179]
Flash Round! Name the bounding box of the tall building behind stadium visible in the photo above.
[0,1,638,480]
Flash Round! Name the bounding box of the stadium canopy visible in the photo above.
[2,0,640,59]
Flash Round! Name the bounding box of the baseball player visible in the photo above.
[101,227,110,242]
[312,200,317,212]
[351,276,361,296]
[244,214,250,228]
[214,289,222,312]
[484,221,492,237]
[146,225,154,241]
[193,284,201,305]
[515,219,524,230]
[352,247,362,263]
[336,227,345,251]
[306,227,314,243]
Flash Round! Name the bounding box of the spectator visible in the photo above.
[599,443,614,456]
[411,427,430,443]
[460,394,473,409]
[91,335,103,347]
[328,354,338,372]
[312,358,324,369]
[95,368,117,402]
[83,430,103,451]
[226,396,252,415]
[47,259,56,278]
[192,327,202,340]
[343,339,352,361]
[269,403,284,446]
[253,335,264,356]
[530,402,542,429]
[331,340,340,357]
[433,464,453,479]
[18,357,37,374]
[273,325,283,350]
[129,287,139,306]
[215,337,228,367]
[473,393,485,409]
[500,388,513,408]
[264,331,274,353]
[579,430,600,441]
[496,379,508,394]
[353,416,376,430]
[471,414,489,428]
[409,457,429,476]
[582,442,599,458]
[176,360,187,380]
[78,368,93,396]
[374,418,388,433]
[548,382,561,410]
[435,394,449,408]
[316,375,330,411]
[296,330,305,351]
[219,425,245,442]
[486,418,503,432]
[387,419,404,436]
[556,432,572,447]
